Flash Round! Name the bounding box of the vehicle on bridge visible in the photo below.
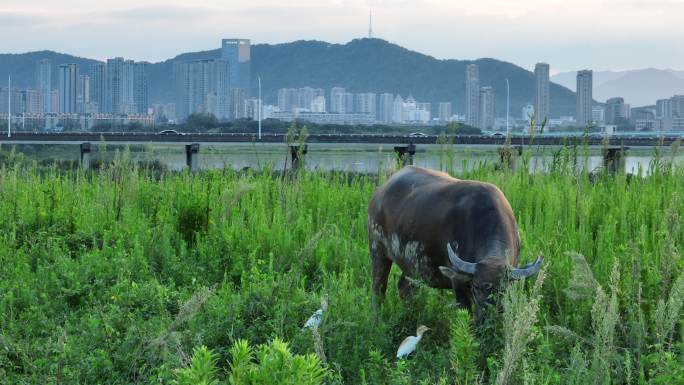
[408,132,428,138]
[158,129,184,135]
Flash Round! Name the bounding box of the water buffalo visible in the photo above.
[368,166,543,320]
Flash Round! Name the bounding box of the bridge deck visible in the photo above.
[0,132,678,147]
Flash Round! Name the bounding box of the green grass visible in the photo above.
[0,146,683,384]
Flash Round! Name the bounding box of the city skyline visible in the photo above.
[2,1,684,72]
[3,34,683,131]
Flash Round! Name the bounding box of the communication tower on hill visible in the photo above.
[368,10,373,38]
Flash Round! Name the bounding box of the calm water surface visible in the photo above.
[5,142,683,175]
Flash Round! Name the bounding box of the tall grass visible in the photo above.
[0,145,683,384]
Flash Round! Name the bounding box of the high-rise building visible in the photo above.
[277,88,297,112]
[174,59,230,120]
[392,95,405,123]
[605,97,626,125]
[58,63,78,113]
[231,88,246,119]
[297,87,317,110]
[671,95,684,117]
[90,63,106,113]
[438,102,452,122]
[330,87,346,113]
[465,64,480,128]
[36,59,51,113]
[77,75,91,113]
[576,70,593,127]
[479,86,495,130]
[656,98,673,118]
[311,96,326,113]
[378,93,394,123]
[106,58,149,114]
[355,93,377,117]
[132,62,149,114]
[106,57,125,114]
[343,93,355,114]
[534,63,550,124]
[221,38,251,117]
[50,90,59,114]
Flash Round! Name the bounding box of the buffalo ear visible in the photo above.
[439,266,472,283]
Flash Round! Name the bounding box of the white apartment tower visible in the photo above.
[465,64,480,128]
[36,59,51,113]
[479,86,495,130]
[58,63,78,113]
[174,59,230,120]
[534,63,550,123]
[576,70,593,127]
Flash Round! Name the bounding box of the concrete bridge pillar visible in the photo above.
[80,142,91,170]
[185,143,200,172]
[393,143,416,167]
[289,144,308,170]
[602,146,627,174]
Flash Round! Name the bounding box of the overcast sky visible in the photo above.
[2,0,683,72]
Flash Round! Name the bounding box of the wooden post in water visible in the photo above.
[498,145,522,171]
[80,142,91,170]
[290,144,308,171]
[602,146,627,174]
[185,143,200,172]
[393,143,416,167]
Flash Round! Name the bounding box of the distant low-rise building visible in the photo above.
[592,106,605,125]
[522,103,534,122]
[0,87,22,114]
[438,102,452,122]
[270,111,375,125]
[605,97,627,125]
[22,89,42,114]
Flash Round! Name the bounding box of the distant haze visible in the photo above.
[1,0,684,71]
[552,69,684,106]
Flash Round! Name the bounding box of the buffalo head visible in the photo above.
[438,243,543,322]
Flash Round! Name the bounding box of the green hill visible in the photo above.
[0,39,577,116]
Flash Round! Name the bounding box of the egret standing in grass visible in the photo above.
[396,325,430,359]
[303,295,329,330]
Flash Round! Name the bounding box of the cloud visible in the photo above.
[0,0,683,70]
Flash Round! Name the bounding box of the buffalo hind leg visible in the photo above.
[398,274,417,300]
[370,248,392,310]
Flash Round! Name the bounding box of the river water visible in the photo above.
[4,142,683,175]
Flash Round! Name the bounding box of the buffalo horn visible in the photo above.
[509,256,544,280]
[447,242,476,275]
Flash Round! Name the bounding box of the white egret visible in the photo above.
[303,295,329,330]
[303,308,324,329]
[396,325,430,359]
